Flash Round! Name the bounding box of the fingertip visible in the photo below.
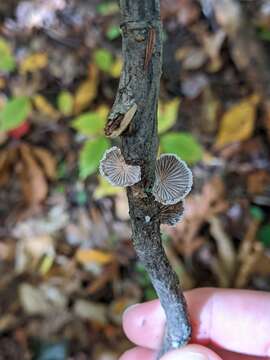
[121,289,214,349]
[122,299,165,349]
[119,347,156,360]
[160,344,223,360]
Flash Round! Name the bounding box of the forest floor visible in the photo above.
[0,0,270,359]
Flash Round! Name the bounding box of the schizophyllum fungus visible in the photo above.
[152,154,193,205]
[99,146,141,187]
[99,147,193,226]
[160,200,185,226]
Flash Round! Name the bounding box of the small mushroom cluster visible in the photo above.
[99,147,192,226]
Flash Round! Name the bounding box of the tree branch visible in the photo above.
[107,0,192,357]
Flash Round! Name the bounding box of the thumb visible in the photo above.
[161,345,223,360]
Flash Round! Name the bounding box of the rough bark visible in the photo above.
[107,0,191,357]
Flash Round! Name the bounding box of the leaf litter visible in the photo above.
[0,0,270,359]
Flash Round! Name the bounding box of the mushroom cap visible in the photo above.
[153,154,192,205]
[99,146,141,187]
[160,200,185,226]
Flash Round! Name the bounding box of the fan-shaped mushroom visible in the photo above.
[153,154,192,205]
[160,200,185,226]
[99,146,141,187]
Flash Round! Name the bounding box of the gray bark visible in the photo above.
[107,0,192,357]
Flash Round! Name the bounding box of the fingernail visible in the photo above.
[178,352,207,360]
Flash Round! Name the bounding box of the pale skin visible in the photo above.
[120,288,270,360]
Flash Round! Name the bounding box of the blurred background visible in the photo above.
[0,0,270,359]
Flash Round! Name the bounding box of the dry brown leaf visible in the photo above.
[0,148,18,186]
[211,0,240,35]
[15,234,55,273]
[0,149,8,172]
[247,170,270,195]
[20,53,48,74]
[0,132,7,145]
[0,241,15,262]
[75,248,114,266]
[88,62,99,81]
[19,283,66,316]
[202,88,220,133]
[87,263,118,295]
[211,257,231,288]
[235,242,264,288]
[0,314,17,332]
[161,0,199,25]
[175,47,207,70]
[19,144,48,205]
[0,78,6,89]
[74,299,107,324]
[209,216,236,280]
[108,297,135,325]
[33,95,60,120]
[238,218,260,263]
[202,30,226,72]
[252,253,270,276]
[74,80,97,114]
[162,176,228,258]
[215,94,260,149]
[32,146,57,180]
[202,30,226,59]
[7,146,19,163]
[0,171,9,186]
[207,177,226,207]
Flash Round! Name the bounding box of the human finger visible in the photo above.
[119,344,223,360]
[122,288,270,357]
[119,345,266,360]
[119,347,156,360]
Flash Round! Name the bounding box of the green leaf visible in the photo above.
[258,224,270,248]
[79,137,110,179]
[250,206,265,222]
[0,37,16,72]
[106,25,121,40]
[0,96,31,132]
[135,262,146,274]
[135,262,151,287]
[145,287,157,301]
[96,1,119,15]
[57,161,68,179]
[258,27,270,42]
[137,276,150,287]
[71,112,106,136]
[94,49,114,72]
[57,91,73,116]
[55,185,65,194]
[75,190,88,206]
[160,132,203,164]
[0,54,16,72]
[158,98,180,134]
